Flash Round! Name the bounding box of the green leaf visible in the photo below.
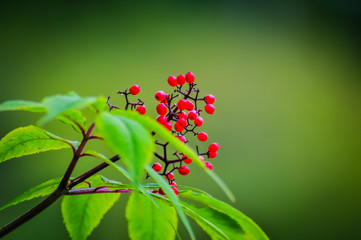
[178,202,230,240]
[95,112,154,186]
[0,100,45,113]
[62,192,120,240]
[87,151,180,240]
[146,165,195,240]
[0,178,60,211]
[56,109,87,133]
[0,126,76,164]
[177,185,213,197]
[85,175,130,189]
[88,96,108,113]
[151,192,229,240]
[38,92,97,126]
[111,110,235,202]
[126,193,178,240]
[180,190,269,240]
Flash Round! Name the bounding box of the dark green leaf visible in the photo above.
[56,109,87,133]
[62,192,120,240]
[0,178,60,211]
[95,112,154,186]
[180,190,269,240]
[126,193,178,240]
[0,100,45,113]
[38,92,97,126]
[0,126,76,164]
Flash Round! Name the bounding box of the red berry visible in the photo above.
[185,72,195,83]
[184,157,192,164]
[129,85,140,95]
[164,121,172,130]
[185,101,194,111]
[157,115,167,124]
[168,76,177,87]
[204,104,215,114]
[159,188,165,195]
[208,151,218,158]
[162,94,170,104]
[199,156,205,163]
[156,103,168,116]
[165,171,174,180]
[177,99,187,110]
[170,181,177,186]
[198,132,208,141]
[178,111,188,120]
[136,105,146,115]
[205,161,213,170]
[176,135,186,142]
[188,110,197,120]
[172,186,179,195]
[205,94,215,104]
[177,74,186,85]
[194,117,203,127]
[152,163,162,172]
[155,91,166,101]
[178,166,190,175]
[208,143,219,152]
[177,118,187,127]
[174,122,184,132]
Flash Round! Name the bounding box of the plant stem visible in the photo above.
[68,155,120,189]
[58,123,95,190]
[67,187,132,195]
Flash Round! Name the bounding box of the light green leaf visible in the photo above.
[86,175,130,189]
[0,125,76,164]
[180,190,269,240]
[152,192,230,240]
[62,192,120,240]
[0,178,60,211]
[86,151,180,240]
[111,110,235,202]
[38,92,97,126]
[177,185,213,197]
[184,204,231,240]
[126,193,178,240]
[0,100,45,113]
[146,165,195,240]
[149,191,229,240]
[88,96,108,113]
[95,112,154,186]
[71,171,133,190]
[56,109,87,133]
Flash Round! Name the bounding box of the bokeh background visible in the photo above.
[1,1,361,239]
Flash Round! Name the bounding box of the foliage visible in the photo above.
[0,75,268,239]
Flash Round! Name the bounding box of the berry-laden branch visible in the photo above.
[107,72,219,195]
[0,72,220,237]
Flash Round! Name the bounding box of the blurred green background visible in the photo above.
[1,1,361,239]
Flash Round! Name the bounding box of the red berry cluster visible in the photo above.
[107,72,219,196]
[107,85,146,114]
